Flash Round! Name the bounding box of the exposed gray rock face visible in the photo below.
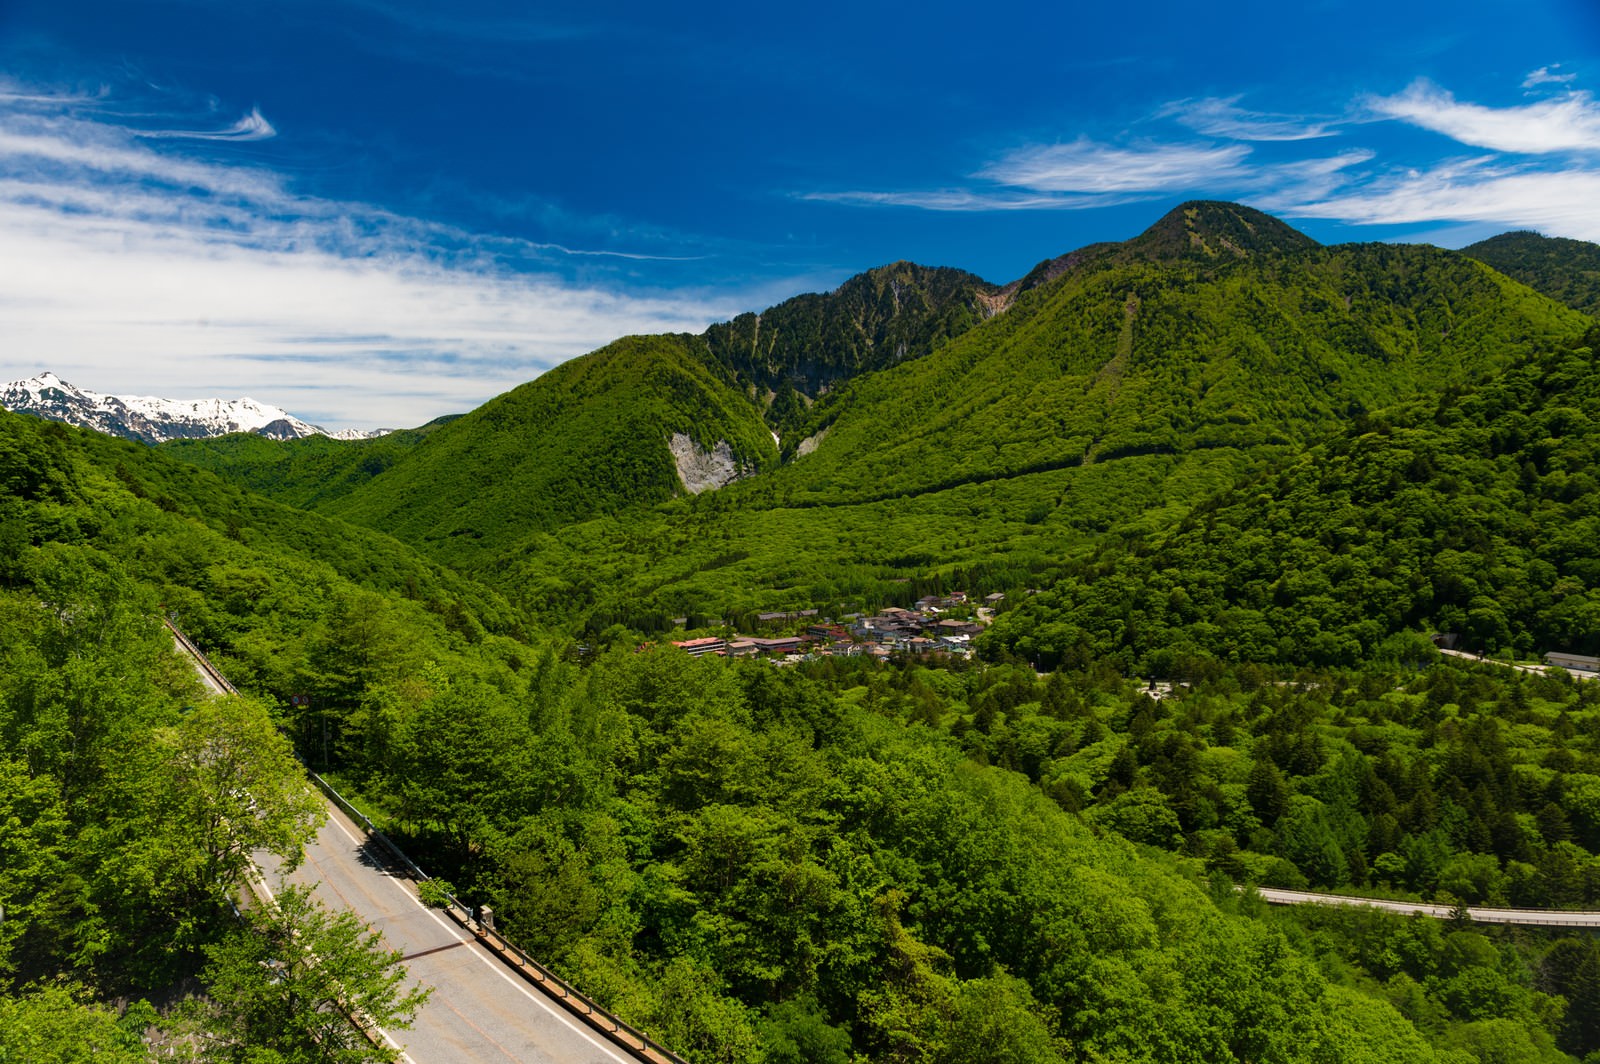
[796,426,830,457]
[669,432,742,493]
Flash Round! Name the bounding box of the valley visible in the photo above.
[8,201,1600,1064]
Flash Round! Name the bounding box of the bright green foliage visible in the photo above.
[497,208,1582,632]
[148,695,325,907]
[12,201,1600,1063]
[703,261,993,437]
[0,984,147,1064]
[983,328,1600,671]
[164,204,1586,637]
[200,882,429,1063]
[318,333,781,568]
[331,647,1456,1064]
[161,417,451,511]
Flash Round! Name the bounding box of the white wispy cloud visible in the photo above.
[805,139,1372,214]
[134,105,277,141]
[1278,160,1600,242]
[979,139,1253,193]
[0,85,738,430]
[801,188,1135,211]
[1368,78,1600,153]
[1159,97,1339,142]
[1249,150,1375,204]
[800,138,1252,212]
[1523,65,1576,90]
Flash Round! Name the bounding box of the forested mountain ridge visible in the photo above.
[164,203,1591,635]
[162,414,459,511]
[981,324,1600,673]
[1003,200,1321,297]
[0,405,523,696]
[1465,230,1600,317]
[3,386,1471,1064]
[14,214,1600,1063]
[161,261,1001,546]
[164,203,1587,625]
[312,333,781,568]
[492,215,1590,632]
[761,236,1580,507]
[703,260,996,443]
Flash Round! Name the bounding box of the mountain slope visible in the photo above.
[1465,230,1600,316]
[164,203,1593,631]
[162,416,458,511]
[488,207,1591,630]
[703,261,995,442]
[981,324,1600,672]
[318,333,780,566]
[768,211,1583,511]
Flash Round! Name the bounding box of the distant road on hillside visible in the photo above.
[1255,887,1600,927]
[1438,646,1597,681]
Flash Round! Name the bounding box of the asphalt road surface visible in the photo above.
[1254,887,1600,927]
[258,802,633,1064]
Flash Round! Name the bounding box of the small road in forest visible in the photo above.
[1254,887,1600,927]
[1438,647,1598,680]
[167,620,664,1064]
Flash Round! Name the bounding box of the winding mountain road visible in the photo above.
[168,620,655,1064]
[1254,887,1600,927]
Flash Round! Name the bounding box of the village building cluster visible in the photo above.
[666,592,1002,663]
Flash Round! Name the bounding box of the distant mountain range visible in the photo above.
[0,372,389,444]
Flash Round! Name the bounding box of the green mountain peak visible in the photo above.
[1005,200,1320,299]
[1129,200,1321,261]
[1465,228,1600,316]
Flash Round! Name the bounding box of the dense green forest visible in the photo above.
[1467,231,1600,318]
[490,223,1587,635]
[0,404,1475,1064]
[702,261,995,439]
[0,554,426,1060]
[14,203,1600,1063]
[162,415,457,512]
[981,326,1600,672]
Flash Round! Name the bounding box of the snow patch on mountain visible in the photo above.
[0,373,391,444]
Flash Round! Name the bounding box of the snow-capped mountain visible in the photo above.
[0,373,390,444]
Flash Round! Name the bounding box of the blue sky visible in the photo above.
[1,0,1598,429]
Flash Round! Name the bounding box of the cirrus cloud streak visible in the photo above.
[0,86,740,430]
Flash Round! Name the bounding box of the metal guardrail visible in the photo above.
[164,619,239,696]
[303,770,689,1064]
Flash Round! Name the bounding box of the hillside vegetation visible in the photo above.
[981,325,1600,673]
[161,415,456,511]
[1467,231,1600,317]
[2,403,1483,1064]
[493,207,1588,631]
[705,261,995,442]
[318,333,780,567]
[163,204,1587,634]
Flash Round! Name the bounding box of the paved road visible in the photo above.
[1438,647,1597,681]
[168,621,639,1064]
[1255,887,1600,927]
[258,801,632,1064]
